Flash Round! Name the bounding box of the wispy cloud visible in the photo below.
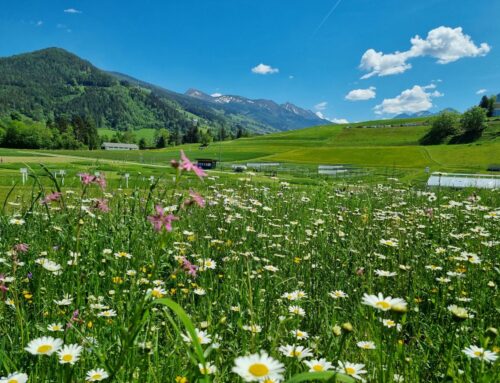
[64,8,82,14]
[476,89,487,95]
[315,111,348,124]
[251,63,279,75]
[314,101,328,111]
[313,0,343,36]
[36,20,43,27]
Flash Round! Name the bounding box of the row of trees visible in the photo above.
[479,95,497,117]
[420,106,487,145]
[101,124,250,149]
[0,113,100,149]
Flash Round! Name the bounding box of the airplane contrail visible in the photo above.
[313,0,344,36]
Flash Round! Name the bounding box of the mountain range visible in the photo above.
[393,108,459,119]
[0,48,328,134]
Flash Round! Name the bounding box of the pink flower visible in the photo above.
[183,189,206,208]
[79,173,94,185]
[181,257,198,277]
[14,243,29,253]
[189,190,205,208]
[147,205,179,232]
[78,173,106,190]
[180,150,207,179]
[95,175,106,190]
[40,192,62,205]
[95,199,110,212]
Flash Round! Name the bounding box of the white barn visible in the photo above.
[101,142,139,150]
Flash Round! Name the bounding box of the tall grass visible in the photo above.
[0,154,498,382]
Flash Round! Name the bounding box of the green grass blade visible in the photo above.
[284,372,356,383]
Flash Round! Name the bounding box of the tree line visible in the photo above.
[420,95,497,145]
[0,113,99,149]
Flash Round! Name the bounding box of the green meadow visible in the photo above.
[26,118,499,176]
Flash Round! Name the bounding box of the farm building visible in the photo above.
[196,158,218,170]
[101,142,139,150]
[427,172,500,189]
[493,93,500,117]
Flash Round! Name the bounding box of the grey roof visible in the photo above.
[101,142,139,148]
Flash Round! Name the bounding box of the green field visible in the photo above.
[43,119,500,175]
[98,128,157,146]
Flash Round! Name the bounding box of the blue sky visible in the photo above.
[1,0,499,122]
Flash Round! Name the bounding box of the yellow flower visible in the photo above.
[175,376,188,383]
[112,277,123,284]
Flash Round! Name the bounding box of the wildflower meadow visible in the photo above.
[0,152,498,383]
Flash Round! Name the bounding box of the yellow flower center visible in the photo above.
[292,350,301,357]
[376,301,391,309]
[345,367,356,375]
[249,363,270,377]
[152,290,163,298]
[37,344,53,353]
[313,365,324,371]
[8,379,19,383]
[91,374,102,380]
[474,351,484,357]
[62,354,73,362]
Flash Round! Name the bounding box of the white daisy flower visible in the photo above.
[462,345,497,363]
[0,372,28,383]
[25,336,63,355]
[232,351,285,382]
[85,368,109,381]
[304,358,333,372]
[58,344,83,365]
[336,361,367,380]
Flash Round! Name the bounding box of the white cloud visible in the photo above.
[345,86,376,101]
[64,8,82,14]
[360,26,490,78]
[360,50,413,79]
[476,89,487,95]
[36,20,43,26]
[374,85,443,115]
[211,93,222,97]
[331,118,349,124]
[314,101,328,111]
[289,75,294,79]
[251,63,279,75]
[315,111,348,124]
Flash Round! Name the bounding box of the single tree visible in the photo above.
[479,95,490,110]
[138,137,147,150]
[461,106,487,133]
[420,111,459,145]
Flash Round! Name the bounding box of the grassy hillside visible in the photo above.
[36,118,500,173]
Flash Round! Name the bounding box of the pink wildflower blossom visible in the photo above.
[40,192,62,205]
[181,257,198,277]
[78,173,106,190]
[147,205,179,232]
[14,243,29,253]
[95,199,110,212]
[180,150,207,179]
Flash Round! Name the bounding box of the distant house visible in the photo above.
[196,158,218,170]
[493,93,500,117]
[101,142,139,150]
